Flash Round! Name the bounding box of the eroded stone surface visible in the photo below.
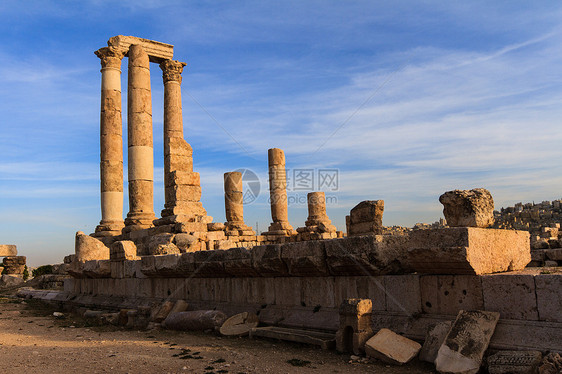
[419,321,452,363]
[435,310,500,374]
[348,200,384,236]
[487,350,542,374]
[405,227,530,275]
[75,231,110,261]
[439,188,494,228]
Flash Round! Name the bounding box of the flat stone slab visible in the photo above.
[107,35,173,63]
[405,227,530,275]
[0,245,17,256]
[365,328,421,365]
[435,310,500,374]
[250,326,335,350]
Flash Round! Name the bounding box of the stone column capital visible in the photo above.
[94,46,126,69]
[160,60,187,84]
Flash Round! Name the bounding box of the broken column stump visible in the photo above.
[335,298,374,355]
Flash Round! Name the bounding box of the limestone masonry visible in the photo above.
[17,36,561,372]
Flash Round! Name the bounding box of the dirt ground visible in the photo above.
[0,296,436,374]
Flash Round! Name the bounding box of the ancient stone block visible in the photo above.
[482,274,538,320]
[75,231,110,261]
[110,240,138,261]
[384,274,422,314]
[280,241,328,276]
[251,245,289,277]
[223,247,260,277]
[419,321,452,363]
[405,227,530,275]
[487,350,542,374]
[435,310,500,374]
[193,250,228,277]
[420,275,483,315]
[365,328,421,365]
[348,200,384,236]
[439,188,494,227]
[324,235,407,276]
[0,245,17,257]
[535,273,562,323]
[82,260,111,278]
[545,248,562,261]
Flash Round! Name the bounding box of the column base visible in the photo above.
[124,212,155,232]
[94,220,124,237]
[264,221,296,236]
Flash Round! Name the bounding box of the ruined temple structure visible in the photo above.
[88,35,335,255]
[44,37,561,357]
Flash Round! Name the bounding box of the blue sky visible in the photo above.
[1,1,562,266]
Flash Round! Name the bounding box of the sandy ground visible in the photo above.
[0,296,436,374]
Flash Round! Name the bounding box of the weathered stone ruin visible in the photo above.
[17,37,562,374]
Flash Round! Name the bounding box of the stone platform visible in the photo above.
[18,267,561,352]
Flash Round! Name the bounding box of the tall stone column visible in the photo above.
[266,148,295,236]
[124,44,156,230]
[156,59,208,225]
[94,46,126,236]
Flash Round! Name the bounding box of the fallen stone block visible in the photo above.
[419,321,452,363]
[487,350,542,374]
[219,312,259,336]
[439,188,494,227]
[365,328,421,365]
[405,227,530,275]
[163,310,227,331]
[75,231,110,261]
[435,310,500,374]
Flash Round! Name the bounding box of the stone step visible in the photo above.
[249,326,336,350]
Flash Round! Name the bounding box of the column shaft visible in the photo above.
[267,148,294,235]
[94,46,125,235]
[125,44,156,229]
[224,172,244,223]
